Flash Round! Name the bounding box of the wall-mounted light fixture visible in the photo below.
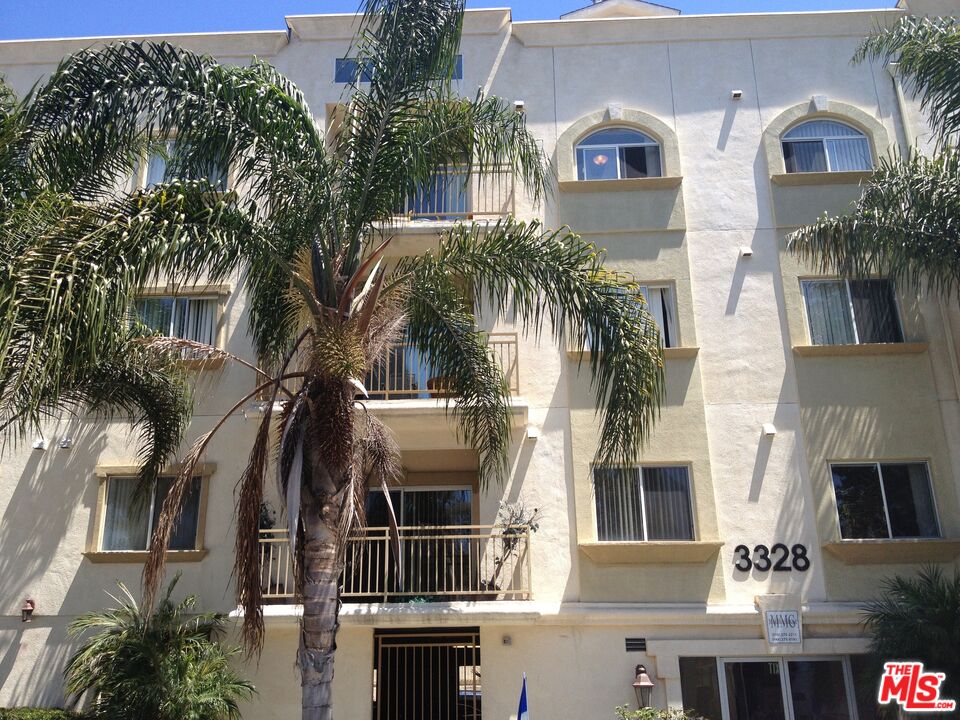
[731,89,743,100]
[763,423,777,437]
[632,664,654,708]
[514,99,525,114]
[740,246,753,258]
[21,599,35,623]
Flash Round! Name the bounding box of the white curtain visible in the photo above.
[643,467,694,540]
[826,138,872,171]
[102,477,149,550]
[594,467,644,541]
[173,298,218,346]
[640,286,676,348]
[802,281,856,345]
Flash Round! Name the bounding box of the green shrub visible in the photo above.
[615,707,705,720]
[0,710,84,720]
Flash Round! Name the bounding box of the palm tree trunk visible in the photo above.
[299,498,342,720]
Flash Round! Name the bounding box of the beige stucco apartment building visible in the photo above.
[2,0,959,718]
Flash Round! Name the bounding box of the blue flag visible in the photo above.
[517,673,529,720]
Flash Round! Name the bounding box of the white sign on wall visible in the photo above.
[764,610,802,644]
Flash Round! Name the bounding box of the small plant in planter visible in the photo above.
[479,501,541,598]
[614,707,705,720]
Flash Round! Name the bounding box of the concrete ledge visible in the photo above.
[567,347,696,360]
[559,176,683,193]
[823,539,960,564]
[83,549,208,564]
[793,342,928,357]
[771,170,872,186]
[578,541,723,565]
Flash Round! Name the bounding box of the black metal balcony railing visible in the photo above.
[259,524,532,602]
[366,332,519,400]
[401,165,515,221]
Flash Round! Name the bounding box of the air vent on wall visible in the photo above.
[625,637,647,652]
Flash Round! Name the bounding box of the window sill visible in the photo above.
[792,342,927,357]
[771,170,872,186]
[84,550,208,564]
[578,541,722,565]
[559,177,683,193]
[567,347,697,360]
[181,357,226,371]
[823,539,960,565]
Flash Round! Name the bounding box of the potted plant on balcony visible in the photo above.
[477,501,540,600]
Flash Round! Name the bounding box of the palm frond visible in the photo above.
[856,16,960,146]
[788,150,960,294]
[397,218,664,475]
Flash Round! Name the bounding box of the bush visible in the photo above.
[615,707,705,720]
[0,711,84,720]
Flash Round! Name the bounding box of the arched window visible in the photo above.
[576,127,662,181]
[781,120,872,173]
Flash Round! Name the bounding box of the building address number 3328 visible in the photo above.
[733,543,810,572]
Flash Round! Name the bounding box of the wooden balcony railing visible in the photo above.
[259,524,532,602]
[365,332,519,400]
[401,165,515,221]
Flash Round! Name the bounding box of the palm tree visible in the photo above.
[65,575,255,719]
[862,566,960,701]
[788,16,960,288]
[0,1,666,718]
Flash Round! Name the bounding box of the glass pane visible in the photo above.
[640,286,675,348]
[621,145,662,178]
[402,489,472,527]
[724,661,787,720]
[102,477,149,551]
[365,489,403,527]
[642,467,694,540]
[802,281,856,345]
[152,476,202,551]
[680,658,723,720]
[849,655,887,720]
[783,140,828,173]
[880,463,939,538]
[788,660,852,720]
[578,128,656,146]
[826,138,872,171]
[594,467,644,541]
[849,279,902,343]
[134,297,174,335]
[578,147,619,180]
[144,147,169,187]
[172,298,218,345]
[831,465,889,539]
[784,120,865,139]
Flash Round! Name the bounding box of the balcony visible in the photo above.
[400,165,515,221]
[365,332,519,401]
[259,524,532,603]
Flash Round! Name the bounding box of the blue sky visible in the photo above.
[0,0,897,41]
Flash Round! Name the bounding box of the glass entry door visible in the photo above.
[720,658,857,720]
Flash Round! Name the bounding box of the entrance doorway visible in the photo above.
[373,628,481,720]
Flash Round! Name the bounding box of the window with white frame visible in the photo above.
[101,475,202,551]
[781,119,872,173]
[134,296,219,348]
[640,284,677,348]
[594,465,694,541]
[831,462,940,540]
[801,278,903,345]
[587,285,677,351]
[142,139,227,191]
[576,127,662,181]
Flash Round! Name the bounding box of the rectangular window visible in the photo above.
[594,466,694,541]
[831,462,940,539]
[101,475,202,551]
[640,285,677,348]
[801,278,902,345]
[336,55,463,83]
[143,139,227,191]
[134,296,219,347]
[679,657,723,720]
